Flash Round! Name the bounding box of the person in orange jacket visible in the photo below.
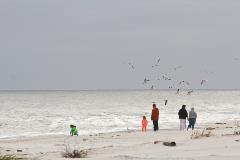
[151,104,159,131]
[142,116,148,132]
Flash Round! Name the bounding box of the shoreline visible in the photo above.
[0,120,235,141]
[0,120,240,159]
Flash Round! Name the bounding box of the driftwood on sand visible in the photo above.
[154,141,176,146]
[163,142,176,146]
[215,123,226,125]
[206,127,216,130]
[222,131,240,136]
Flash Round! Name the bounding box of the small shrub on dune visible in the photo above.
[234,130,240,135]
[234,120,240,128]
[62,145,88,158]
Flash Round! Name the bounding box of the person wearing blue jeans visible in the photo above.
[187,108,197,130]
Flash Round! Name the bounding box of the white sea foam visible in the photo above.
[0,90,240,139]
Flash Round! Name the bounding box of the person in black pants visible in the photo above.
[151,104,159,131]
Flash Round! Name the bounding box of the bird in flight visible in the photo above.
[176,89,180,94]
[162,75,172,81]
[179,81,190,86]
[152,64,160,68]
[173,66,183,71]
[201,80,208,85]
[151,85,154,90]
[164,99,168,106]
[152,57,161,68]
[187,90,194,95]
[143,78,150,84]
[128,63,135,70]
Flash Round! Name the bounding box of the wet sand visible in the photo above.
[0,121,240,160]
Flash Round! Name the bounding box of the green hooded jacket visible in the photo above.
[70,127,78,136]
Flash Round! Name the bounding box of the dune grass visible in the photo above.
[191,129,212,139]
[62,145,88,158]
[0,154,27,160]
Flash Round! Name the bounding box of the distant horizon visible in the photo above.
[0,88,240,92]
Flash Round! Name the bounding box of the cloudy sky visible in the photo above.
[0,0,240,90]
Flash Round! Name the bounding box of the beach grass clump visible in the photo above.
[234,120,240,128]
[0,154,27,160]
[191,129,212,139]
[234,130,240,135]
[62,146,88,158]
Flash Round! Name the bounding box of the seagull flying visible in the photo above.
[187,90,194,95]
[201,80,208,85]
[173,66,183,71]
[152,64,160,68]
[152,57,161,68]
[164,99,168,106]
[151,85,154,90]
[168,84,175,89]
[162,75,172,81]
[143,78,150,84]
[176,89,180,94]
[179,81,190,85]
[128,63,135,70]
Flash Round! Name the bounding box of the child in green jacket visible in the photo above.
[70,125,78,136]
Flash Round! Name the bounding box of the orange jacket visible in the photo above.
[151,107,159,121]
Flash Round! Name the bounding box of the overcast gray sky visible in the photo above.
[0,0,240,90]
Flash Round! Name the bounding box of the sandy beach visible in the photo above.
[1,0,240,159]
[0,121,240,160]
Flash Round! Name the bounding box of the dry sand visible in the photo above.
[0,121,240,160]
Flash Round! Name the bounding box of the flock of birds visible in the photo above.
[126,56,240,106]
[127,57,209,96]
[127,56,240,96]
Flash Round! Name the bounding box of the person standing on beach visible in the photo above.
[151,104,159,131]
[178,105,188,131]
[142,116,148,132]
[187,108,197,130]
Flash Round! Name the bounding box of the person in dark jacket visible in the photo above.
[151,104,159,131]
[178,105,188,131]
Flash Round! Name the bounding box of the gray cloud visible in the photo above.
[0,0,240,90]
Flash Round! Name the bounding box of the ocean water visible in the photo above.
[0,90,239,139]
